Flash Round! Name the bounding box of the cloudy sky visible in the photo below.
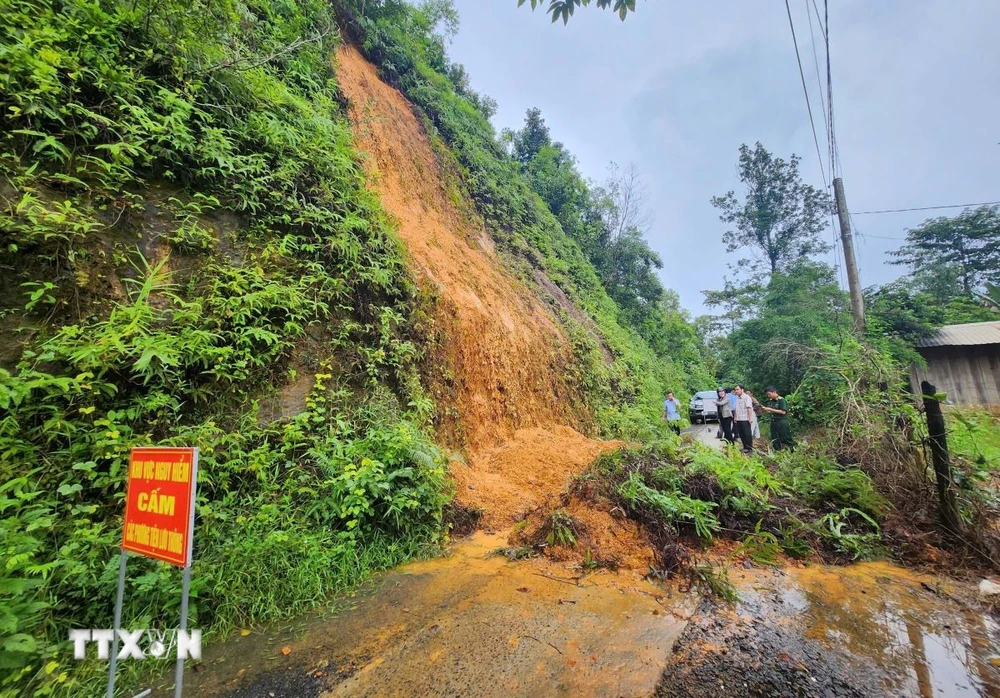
[446,0,1000,317]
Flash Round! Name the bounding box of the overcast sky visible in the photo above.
[446,0,1000,317]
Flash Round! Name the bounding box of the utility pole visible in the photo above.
[833,177,865,333]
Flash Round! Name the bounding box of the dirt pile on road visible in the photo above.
[447,426,618,530]
[508,490,656,572]
[335,45,612,527]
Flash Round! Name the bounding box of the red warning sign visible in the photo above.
[121,447,198,567]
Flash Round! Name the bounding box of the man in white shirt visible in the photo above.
[663,391,682,435]
[732,384,757,453]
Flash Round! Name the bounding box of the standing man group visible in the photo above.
[663,391,682,435]
[662,386,794,453]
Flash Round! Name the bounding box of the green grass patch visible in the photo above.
[948,408,1000,471]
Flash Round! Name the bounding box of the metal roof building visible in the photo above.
[910,320,1000,406]
[916,321,1000,348]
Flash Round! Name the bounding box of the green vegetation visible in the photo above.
[949,409,1000,471]
[544,510,579,547]
[618,471,720,540]
[589,437,890,572]
[711,142,830,275]
[888,205,1000,297]
[1,0,452,694]
[775,448,887,518]
[698,142,1000,574]
[337,0,712,436]
[507,113,712,389]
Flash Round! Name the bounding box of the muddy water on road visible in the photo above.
[785,562,1000,697]
[174,538,1000,697]
[660,561,1000,697]
[179,533,695,698]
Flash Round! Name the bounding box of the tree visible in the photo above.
[587,163,664,319]
[511,107,551,164]
[711,142,831,276]
[723,261,848,389]
[518,0,639,23]
[445,62,498,119]
[702,277,763,333]
[888,205,1000,295]
[418,0,460,40]
[974,282,1000,312]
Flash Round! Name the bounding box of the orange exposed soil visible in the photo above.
[510,493,656,572]
[335,45,584,453]
[447,426,619,530]
[335,45,614,528]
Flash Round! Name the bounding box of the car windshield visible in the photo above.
[695,391,717,399]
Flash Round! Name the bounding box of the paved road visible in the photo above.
[176,533,695,698]
[682,422,724,449]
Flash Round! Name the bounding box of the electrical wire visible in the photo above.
[824,0,840,181]
[809,0,826,38]
[804,0,830,162]
[856,232,906,241]
[784,0,828,190]
[853,200,1000,215]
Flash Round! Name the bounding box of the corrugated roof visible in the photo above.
[916,320,1000,348]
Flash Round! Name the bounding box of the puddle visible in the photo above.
[660,561,1000,697]
[784,562,1000,697]
[173,532,696,697]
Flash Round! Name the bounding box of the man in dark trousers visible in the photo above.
[714,387,735,443]
[732,384,756,453]
[663,391,682,435]
[761,386,795,451]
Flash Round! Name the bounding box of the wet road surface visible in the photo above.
[659,561,1000,697]
[170,533,696,697]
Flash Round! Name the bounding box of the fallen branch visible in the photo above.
[521,635,562,655]
[199,29,332,74]
[531,571,582,587]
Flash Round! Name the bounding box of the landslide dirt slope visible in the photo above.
[335,45,619,530]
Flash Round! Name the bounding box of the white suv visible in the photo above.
[688,390,719,424]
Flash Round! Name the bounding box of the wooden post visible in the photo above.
[921,380,962,535]
[833,177,865,334]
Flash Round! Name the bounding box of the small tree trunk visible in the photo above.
[921,380,962,536]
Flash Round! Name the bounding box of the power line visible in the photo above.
[804,0,830,168]
[809,0,826,38]
[857,232,906,241]
[784,0,828,191]
[853,200,1000,215]
[824,0,840,181]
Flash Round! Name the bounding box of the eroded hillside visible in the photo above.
[337,45,620,527]
[336,45,585,452]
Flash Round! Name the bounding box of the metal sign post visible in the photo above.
[107,447,198,697]
[107,551,128,698]
[173,448,198,698]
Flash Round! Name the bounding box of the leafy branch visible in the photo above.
[517,0,638,24]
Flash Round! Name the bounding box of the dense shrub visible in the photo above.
[0,0,449,694]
